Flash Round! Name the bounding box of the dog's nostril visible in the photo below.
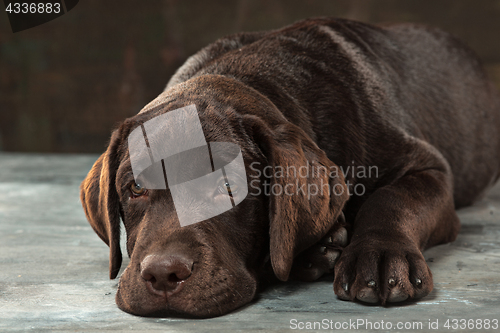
[140,254,194,296]
[168,273,182,283]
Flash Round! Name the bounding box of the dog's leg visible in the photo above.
[333,155,461,304]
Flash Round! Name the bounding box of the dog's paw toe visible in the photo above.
[325,226,348,247]
[290,214,348,281]
[333,238,433,304]
[356,285,379,303]
[387,285,409,302]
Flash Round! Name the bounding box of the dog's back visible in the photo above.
[384,23,500,206]
[168,17,500,207]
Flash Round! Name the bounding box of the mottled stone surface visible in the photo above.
[1,153,499,332]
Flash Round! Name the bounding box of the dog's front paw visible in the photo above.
[290,213,348,281]
[333,236,432,304]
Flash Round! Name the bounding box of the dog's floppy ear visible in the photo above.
[80,129,124,279]
[244,115,348,281]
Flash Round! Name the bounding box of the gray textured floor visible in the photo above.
[1,153,500,332]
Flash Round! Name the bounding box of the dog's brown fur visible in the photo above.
[80,18,500,317]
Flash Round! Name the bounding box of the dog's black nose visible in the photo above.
[140,254,193,296]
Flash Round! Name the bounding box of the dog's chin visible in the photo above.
[114,265,258,318]
[115,283,257,318]
[115,294,215,319]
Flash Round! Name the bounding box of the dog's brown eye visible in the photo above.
[130,182,146,197]
[218,181,238,196]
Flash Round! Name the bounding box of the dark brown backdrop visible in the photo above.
[1,0,500,153]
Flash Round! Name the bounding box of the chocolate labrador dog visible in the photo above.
[80,17,500,317]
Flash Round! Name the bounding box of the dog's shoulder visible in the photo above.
[164,18,383,90]
[165,31,267,89]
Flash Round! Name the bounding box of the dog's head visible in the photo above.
[80,75,348,317]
